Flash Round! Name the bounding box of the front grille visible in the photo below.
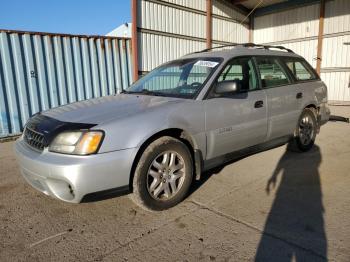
[23,127,45,151]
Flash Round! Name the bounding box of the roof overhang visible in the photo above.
[227,0,321,16]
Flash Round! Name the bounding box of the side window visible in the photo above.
[284,59,317,81]
[218,57,258,91]
[256,57,290,88]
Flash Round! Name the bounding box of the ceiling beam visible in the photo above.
[222,0,250,15]
[230,0,248,4]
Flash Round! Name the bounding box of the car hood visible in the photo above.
[42,94,185,125]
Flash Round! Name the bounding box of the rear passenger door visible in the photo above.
[255,57,300,140]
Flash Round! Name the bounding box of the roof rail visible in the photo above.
[243,43,294,53]
[195,43,294,54]
[193,43,240,53]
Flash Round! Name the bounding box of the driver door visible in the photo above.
[205,57,268,159]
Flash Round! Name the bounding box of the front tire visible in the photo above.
[288,108,317,152]
[132,136,193,211]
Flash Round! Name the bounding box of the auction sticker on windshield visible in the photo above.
[194,60,219,68]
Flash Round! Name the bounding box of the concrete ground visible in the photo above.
[0,106,349,262]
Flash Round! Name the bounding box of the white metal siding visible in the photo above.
[321,71,350,101]
[212,18,249,43]
[138,32,206,72]
[254,4,320,44]
[212,0,246,21]
[324,0,350,35]
[322,0,350,102]
[322,34,350,68]
[139,0,206,39]
[138,0,206,72]
[211,0,249,44]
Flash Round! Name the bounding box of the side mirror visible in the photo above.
[215,80,241,94]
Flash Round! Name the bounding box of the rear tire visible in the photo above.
[131,136,193,211]
[288,108,317,152]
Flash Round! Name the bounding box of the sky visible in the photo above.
[0,0,131,35]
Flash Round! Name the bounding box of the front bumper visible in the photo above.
[15,138,136,203]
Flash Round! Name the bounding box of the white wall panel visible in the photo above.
[322,34,350,68]
[254,4,320,44]
[138,32,206,72]
[138,0,207,72]
[212,18,249,43]
[321,0,350,102]
[324,0,350,35]
[212,0,246,22]
[321,71,350,101]
[139,0,206,38]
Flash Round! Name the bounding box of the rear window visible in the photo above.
[283,58,318,81]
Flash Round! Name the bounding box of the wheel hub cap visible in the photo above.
[147,151,185,200]
[299,115,315,145]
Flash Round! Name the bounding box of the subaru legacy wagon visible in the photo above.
[15,43,330,210]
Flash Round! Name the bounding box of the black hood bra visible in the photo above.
[25,113,96,146]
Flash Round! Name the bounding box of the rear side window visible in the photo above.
[283,58,318,81]
[255,57,290,88]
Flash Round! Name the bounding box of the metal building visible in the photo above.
[0,30,132,138]
[131,0,350,102]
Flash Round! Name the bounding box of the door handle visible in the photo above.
[296,92,303,99]
[254,100,264,108]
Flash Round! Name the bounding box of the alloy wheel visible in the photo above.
[146,151,185,200]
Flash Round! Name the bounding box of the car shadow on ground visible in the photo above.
[190,144,327,261]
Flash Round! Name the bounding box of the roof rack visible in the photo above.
[195,43,294,54]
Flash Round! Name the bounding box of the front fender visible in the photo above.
[97,101,206,154]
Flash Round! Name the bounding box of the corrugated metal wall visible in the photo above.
[212,0,249,44]
[321,0,350,101]
[137,0,249,74]
[253,0,350,102]
[254,4,320,44]
[138,0,206,72]
[0,30,132,138]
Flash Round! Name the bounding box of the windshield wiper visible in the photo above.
[122,89,163,96]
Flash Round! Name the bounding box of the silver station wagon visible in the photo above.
[15,43,330,210]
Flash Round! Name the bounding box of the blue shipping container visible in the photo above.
[0,29,133,138]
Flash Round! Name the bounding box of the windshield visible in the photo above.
[124,58,222,99]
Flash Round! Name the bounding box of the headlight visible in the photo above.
[49,131,104,155]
